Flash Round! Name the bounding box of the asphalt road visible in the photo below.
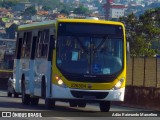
[0,90,159,120]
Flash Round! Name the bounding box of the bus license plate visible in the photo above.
[83,96,96,100]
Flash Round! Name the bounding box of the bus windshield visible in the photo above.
[56,35,123,75]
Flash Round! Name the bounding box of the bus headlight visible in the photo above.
[112,78,124,90]
[55,75,67,88]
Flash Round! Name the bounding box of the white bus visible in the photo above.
[14,19,126,112]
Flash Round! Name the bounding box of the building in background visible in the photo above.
[103,0,126,20]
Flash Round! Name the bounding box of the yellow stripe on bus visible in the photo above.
[0,70,13,72]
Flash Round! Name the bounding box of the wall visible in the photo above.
[126,57,160,87]
[114,57,160,110]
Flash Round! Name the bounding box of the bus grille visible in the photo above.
[70,91,109,99]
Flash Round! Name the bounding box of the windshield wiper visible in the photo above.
[93,36,108,53]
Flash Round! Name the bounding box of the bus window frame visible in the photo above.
[36,29,50,58]
[31,36,38,60]
[21,32,32,58]
[48,35,55,61]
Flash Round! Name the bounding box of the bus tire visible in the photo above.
[69,102,77,107]
[21,79,30,105]
[7,92,12,97]
[45,98,55,109]
[41,78,46,99]
[30,97,39,106]
[78,102,86,108]
[14,92,19,98]
[99,101,111,112]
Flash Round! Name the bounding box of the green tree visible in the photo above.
[59,3,73,16]
[42,5,51,11]
[23,6,37,16]
[60,9,70,16]
[139,8,160,56]
[119,9,160,57]
[73,5,90,15]
[119,13,140,56]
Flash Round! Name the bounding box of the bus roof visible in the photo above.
[57,19,124,26]
[18,19,124,31]
[18,20,56,31]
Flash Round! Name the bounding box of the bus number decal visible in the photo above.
[71,83,87,89]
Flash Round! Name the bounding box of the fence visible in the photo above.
[126,57,160,88]
[114,57,160,110]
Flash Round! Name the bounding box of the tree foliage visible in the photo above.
[60,9,70,15]
[119,8,160,57]
[23,6,37,16]
[42,5,52,11]
[73,5,90,15]
[59,3,73,15]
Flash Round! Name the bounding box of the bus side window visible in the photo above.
[21,32,26,57]
[21,32,32,58]
[36,31,41,57]
[42,29,49,57]
[31,36,37,60]
[25,32,32,57]
[36,29,49,58]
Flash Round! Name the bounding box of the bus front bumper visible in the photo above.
[52,84,125,101]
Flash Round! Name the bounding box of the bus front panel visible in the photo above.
[51,21,126,102]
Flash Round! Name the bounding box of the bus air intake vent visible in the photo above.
[70,91,109,99]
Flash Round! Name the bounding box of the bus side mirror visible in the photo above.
[127,41,130,62]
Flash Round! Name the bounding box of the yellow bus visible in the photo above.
[14,19,126,112]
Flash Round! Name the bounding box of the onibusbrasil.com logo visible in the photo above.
[1,112,42,118]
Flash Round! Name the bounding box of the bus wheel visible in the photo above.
[14,92,19,98]
[78,102,86,107]
[41,79,46,99]
[69,102,77,107]
[45,98,55,109]
[7,92,12,97]
[99,101,111,112]
[30,97,39,106]
[21,80,30,105]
